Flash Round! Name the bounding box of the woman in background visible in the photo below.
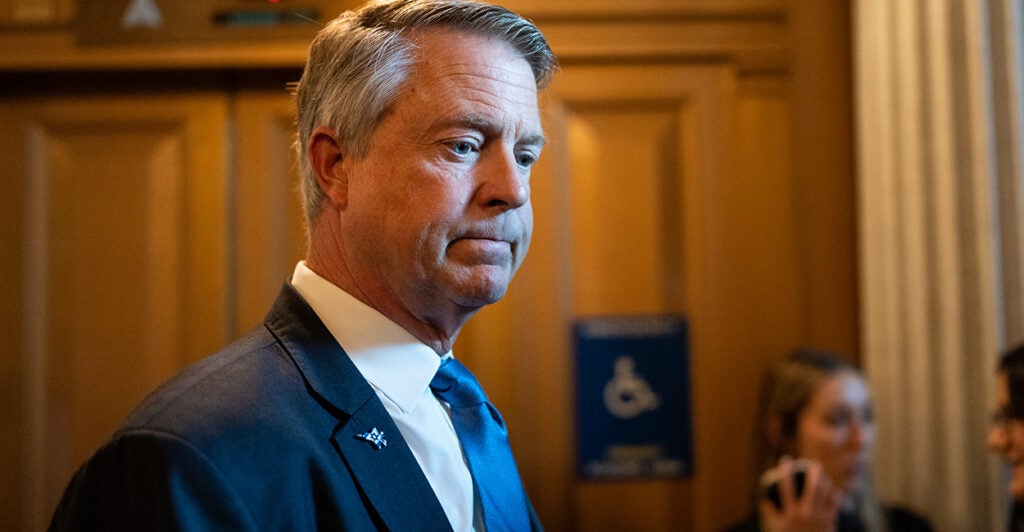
[987,343,1024,531]
[725,349,931,532]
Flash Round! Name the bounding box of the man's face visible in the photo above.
[988,373,1024,501]
[339,29,543,327]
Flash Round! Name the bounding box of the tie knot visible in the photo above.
[430,358,488,408]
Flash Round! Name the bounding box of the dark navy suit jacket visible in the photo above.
[50,283,539,531]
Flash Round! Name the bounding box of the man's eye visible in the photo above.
[516,152,537,168]
[451,141,475,155]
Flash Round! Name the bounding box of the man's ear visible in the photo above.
[309,126,348,209]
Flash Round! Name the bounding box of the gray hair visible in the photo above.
[293,0,558,225]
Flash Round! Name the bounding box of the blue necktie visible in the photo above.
[430,358,532,531]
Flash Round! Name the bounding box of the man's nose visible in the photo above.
[478,149,529,210]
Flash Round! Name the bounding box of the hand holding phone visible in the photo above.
[756,458,843,531]
[758,458,809,509]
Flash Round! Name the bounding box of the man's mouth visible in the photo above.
[448,237,513,263]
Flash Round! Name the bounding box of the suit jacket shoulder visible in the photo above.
[50,284,452,532]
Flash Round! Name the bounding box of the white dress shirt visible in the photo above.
[291,261,477,531]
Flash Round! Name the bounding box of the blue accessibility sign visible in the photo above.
[574,315,693,480]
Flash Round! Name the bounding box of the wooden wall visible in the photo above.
[0,0,854,530]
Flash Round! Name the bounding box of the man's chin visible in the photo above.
[450,278,512,308]
[445,266,516,305]
[453,286,508,308]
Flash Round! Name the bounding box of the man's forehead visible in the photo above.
[410,28,532,78]
[399,53,540,131]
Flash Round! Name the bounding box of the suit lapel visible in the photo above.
[264,283,452,531]
[335,399,452,531]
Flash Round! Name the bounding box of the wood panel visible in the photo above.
[0,0,786,72]
[506,0,783,14]
[232,88,306,336]
[567,105,680,315]
[562,81,703,531]
[0,92,229,530]
[0,96,28,532]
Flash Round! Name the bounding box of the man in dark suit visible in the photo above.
[49,0,557,529]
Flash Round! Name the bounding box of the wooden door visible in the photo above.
[0,91,230,531]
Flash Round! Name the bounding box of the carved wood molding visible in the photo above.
[0,2,789,74]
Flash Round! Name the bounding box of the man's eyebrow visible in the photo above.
[456,114,493,132]
[520,133,547,148]
[446,114,547,146]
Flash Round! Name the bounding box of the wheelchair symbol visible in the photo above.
[603,355,660,419]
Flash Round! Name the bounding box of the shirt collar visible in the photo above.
[291,261,447,414]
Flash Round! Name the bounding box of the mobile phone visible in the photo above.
[758,459,809,509]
